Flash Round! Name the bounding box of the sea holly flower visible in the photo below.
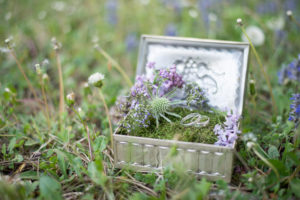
[289,93,300,127]
[88,72,105,88]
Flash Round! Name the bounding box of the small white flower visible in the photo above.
[38,11,47,20]
[246,142,255,149]
[208,13,217,22]
[66,92,75,106]
[88,72,105,88]
[5,12,11,21]
[236,18,243,26]
[42,74,49,80]
[52,1,66,12]
[242,25,265,46]
[4,88,11,93]
[267,17,284,30]
[67,92,75,101]
[42,59,49,66]
[140,0,150,5]
[35,64,42,75]
[83,82,89,88]
[188,9,198,18]
[286,10,293,17]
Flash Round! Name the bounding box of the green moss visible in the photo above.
[118,107,225,144]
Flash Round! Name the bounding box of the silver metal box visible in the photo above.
[114,35,249,182]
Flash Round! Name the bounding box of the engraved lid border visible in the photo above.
[136,35,250,115]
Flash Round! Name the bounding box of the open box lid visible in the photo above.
[136,35,250,116]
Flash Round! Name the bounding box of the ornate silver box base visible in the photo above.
[114,35,249,182]
[114,134,235,182]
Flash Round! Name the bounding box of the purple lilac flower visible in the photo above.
[159,65,184,94]
[278,54,300,84]
[105,0,118,25]
[125,33,137,52]
[147,62,155,69]
[164,24,177,36]
[289,93,300,127]
[214,111,241,147]
[130,75,149,97]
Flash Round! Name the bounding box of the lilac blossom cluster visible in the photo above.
[130,75,149,97]
[158,65,184,94]
[289,93,300,127]
[278,54,300,84]
[213,111,241,147]
[185,83,208,108]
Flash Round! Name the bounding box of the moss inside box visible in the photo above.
[118,107,225,144]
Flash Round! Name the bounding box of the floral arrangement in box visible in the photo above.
[117,62,241,147]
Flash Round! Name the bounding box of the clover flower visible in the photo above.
[214,111,241,147]
[88,72,105,88]
[289,93,300,127]
[278,55,300,84]
[66,92,75,106]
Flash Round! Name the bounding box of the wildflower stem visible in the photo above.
[240,27,277,114]
[71,107,94,160]
[95,46,133,87]
[10,50,38,100]
[98,90,114,150]
[54,50,65,126]
[251,145,279,179]
[40,79,51,129]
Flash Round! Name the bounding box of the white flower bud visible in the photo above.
[88,72,105,88]
[66,92,75,106]
[286,10,293,17]
[236,18,243,26]
[35,64,42,75]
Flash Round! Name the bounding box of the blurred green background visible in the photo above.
[1,0,299,107]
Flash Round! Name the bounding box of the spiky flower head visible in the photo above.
[88,72,105,88]
[150,97,170,115]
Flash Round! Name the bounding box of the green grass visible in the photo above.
[0,0,300,199]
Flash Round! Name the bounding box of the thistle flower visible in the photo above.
[66,92,75,106]
[289,93,300,127]
[214,111,241,147]
[88,72,105,88]
[241,25,265,46]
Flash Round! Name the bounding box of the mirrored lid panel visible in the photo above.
[136,35,249,115]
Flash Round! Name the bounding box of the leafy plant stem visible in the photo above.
[98,90,114,151]
[71,107,94,160]
[95,46,133,87]
[251,145,279,179]
[54,50,65,128]
[240,26,277,115]
[9,50,38,100]
[40,78,51,129]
